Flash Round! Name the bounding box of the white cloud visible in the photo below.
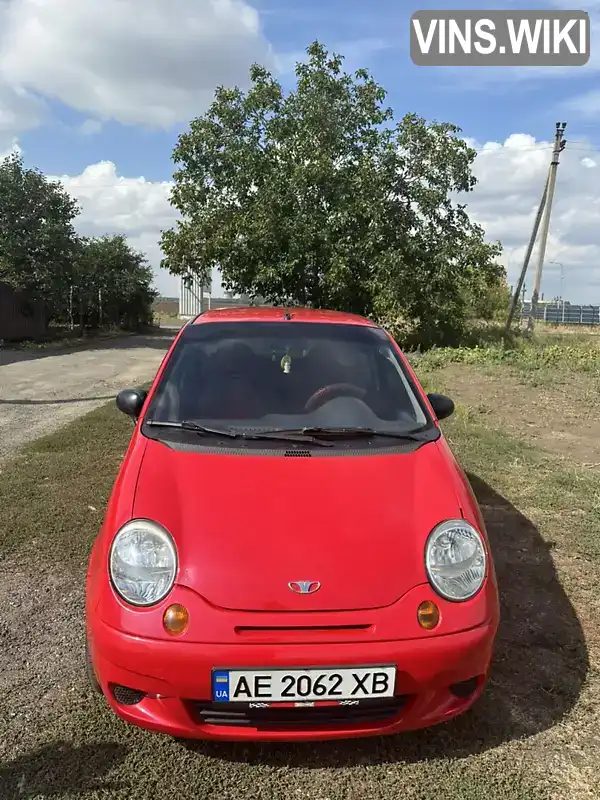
[53,132,600,303]
[57,162,176,235]
[79,119,103,136]
[0,137,21,161]
[0,84,44,156]
[0,0,273,127]
[53,161,182,295]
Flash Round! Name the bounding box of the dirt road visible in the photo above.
[0,334,175,462]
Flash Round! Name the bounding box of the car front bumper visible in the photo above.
[89,618,497,741]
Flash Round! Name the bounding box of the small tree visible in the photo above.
[72,235,157,332]
[161,41,501,347]
[467,272,513,323]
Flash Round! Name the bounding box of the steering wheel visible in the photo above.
[304,383,368,413]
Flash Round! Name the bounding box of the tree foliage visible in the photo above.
[161,41,502,347]
[0,154,156,337]
[72,235,157,333]
[467,273,514,323]
[0,152,79,317]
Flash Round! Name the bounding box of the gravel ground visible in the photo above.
[0,332,176,798]
[0,334,175,463]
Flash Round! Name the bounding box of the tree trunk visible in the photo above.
[78,295,85,337]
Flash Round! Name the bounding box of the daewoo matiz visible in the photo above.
[85,307,500,742]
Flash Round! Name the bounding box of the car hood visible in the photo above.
[132,438,464,612]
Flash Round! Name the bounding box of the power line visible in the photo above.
[472,145,553,154]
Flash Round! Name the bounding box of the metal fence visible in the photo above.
[179,274,211,317]
[520,302,600,326]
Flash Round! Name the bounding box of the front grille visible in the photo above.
[191,697,409,729]
[112,685,146,705]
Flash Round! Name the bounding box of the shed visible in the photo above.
[0,281,47,341]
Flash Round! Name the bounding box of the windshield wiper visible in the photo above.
[144,419,334,447]
[145,420,240,437]
[264,426,432,441]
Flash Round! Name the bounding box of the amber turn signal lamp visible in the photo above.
[163,604,189,636]
[417,600,440,630]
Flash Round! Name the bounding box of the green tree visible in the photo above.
[0,152,80,321]
[71,235,157,332]
[161,41,502,347]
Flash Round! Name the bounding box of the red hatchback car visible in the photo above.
[85,307,500,742]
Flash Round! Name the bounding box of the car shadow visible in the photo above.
[0,332,176,367]
[182,473,589,766]
[0,741,129,798]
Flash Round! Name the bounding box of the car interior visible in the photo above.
[149,336,427,429]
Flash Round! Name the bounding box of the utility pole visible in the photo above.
[526,122,567,336]
[505,172,549,330]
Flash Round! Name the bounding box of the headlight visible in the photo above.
[109,519,177,606]
[425,519,487,601]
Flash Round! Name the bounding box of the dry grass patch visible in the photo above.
[417,363,600,800]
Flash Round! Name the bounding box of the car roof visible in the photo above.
[191,306,378,327]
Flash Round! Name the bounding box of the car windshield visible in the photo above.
[144,321,429,434]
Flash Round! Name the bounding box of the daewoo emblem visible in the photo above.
[288,580,321,594]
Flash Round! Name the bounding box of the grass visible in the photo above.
[415,338,600,376]
[153,311,185,328]
[441,402,600,562]
[1,336,599,798]
[409,325,600,392]
[0,402,132,562]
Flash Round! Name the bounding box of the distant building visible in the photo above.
[0,282,47,341]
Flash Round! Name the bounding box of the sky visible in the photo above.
[0,0,599,303]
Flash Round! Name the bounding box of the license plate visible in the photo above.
[212,666,396,703]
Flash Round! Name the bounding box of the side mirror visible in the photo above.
[427,392,455,421]
[116,388,147,420]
